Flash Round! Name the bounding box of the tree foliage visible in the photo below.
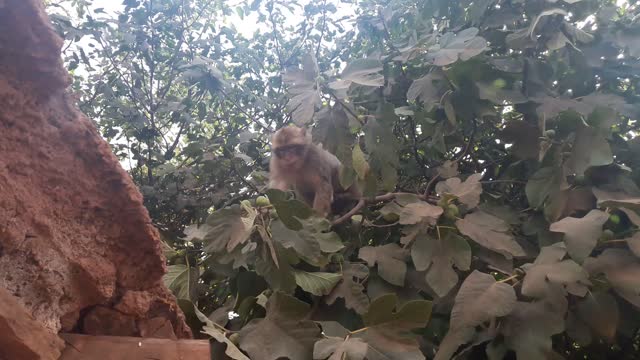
[48,0,640,358]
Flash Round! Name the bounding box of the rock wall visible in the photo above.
[0,287,64,360]
[0,0,191,340]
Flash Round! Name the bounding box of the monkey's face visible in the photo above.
[271,126,310,169]
[273,144,306,167]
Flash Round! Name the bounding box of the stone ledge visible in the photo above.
[59,334,211,360]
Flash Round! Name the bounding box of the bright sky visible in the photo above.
[61,0,634,171]
[89,0,354,39]
[59,0,355,169]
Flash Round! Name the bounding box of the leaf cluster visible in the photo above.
[47,0,640,359]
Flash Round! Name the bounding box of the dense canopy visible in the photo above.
[48,0,640,358]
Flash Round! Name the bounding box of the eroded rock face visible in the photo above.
[0,0,191,339]
[0,287,64,360]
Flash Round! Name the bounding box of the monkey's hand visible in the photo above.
[268,178,290,191]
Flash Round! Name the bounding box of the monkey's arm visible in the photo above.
[310,175,333,217]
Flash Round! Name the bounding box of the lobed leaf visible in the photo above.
[325,263,370,314]
[521,243,591,298]
[238,292,322,360]
[266,189,314,230]
[435,271,517,360]
[406,71,448,111]
[492,299,565,360]
[398,201,443,225]
[426,27,488,66]
[583,249,640,307]
[456,211,525,259]
[549,209,608,262]
[196,306,250,360]
[360,294,432,360]
[359,244,408,286]
[313,337,367,360]
[164,264,198,301]
[203,203,256,253]
[341,58,384,87]
[411,232,471,297]
[294,270,342,296]
[435,173,483,209]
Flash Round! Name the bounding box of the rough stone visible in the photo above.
[138,317,178,339]
[83,306,138,337]
[0,0,191,339]
[115,290,154,316]
[0,287,64,360]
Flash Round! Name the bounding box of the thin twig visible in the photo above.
[378,7,401,59]
[349,327,370,336]
[598,239,629,246]
[332,199,366,225]
[268,1,284,68]
[423,173,440,197]
[454,117,477,162]
[480,179,527,185]
[407,116,428,178]
[367,221,400,228]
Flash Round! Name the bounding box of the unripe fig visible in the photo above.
[383,213,400,222]
[609,214,621,225]
[445,204,459,218]
[256,196,270,206]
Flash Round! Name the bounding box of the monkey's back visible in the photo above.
[305,144,343,188]
[310,145,361,213]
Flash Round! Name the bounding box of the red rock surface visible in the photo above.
[0,0,191,340]
[0,287,64,360]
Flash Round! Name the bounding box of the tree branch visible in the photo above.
[327,91,360,122]
[268,1,284,69]
[378,7,401,59]
[331,199,365,226]
[315,0,327,58]
[331,192,437,226]
[454,117,477,162]
[164,120,187,159]
[407,116,428,178]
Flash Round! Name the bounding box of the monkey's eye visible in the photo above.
[274,148,286,158]
[274,144,304,158]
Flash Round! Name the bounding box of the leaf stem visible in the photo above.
[437,226,457,231]
[498,274,519,283]
[349,326,370,336]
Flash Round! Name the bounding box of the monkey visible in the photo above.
[268,125,361,218]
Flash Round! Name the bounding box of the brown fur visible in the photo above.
[269,125,360,217]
